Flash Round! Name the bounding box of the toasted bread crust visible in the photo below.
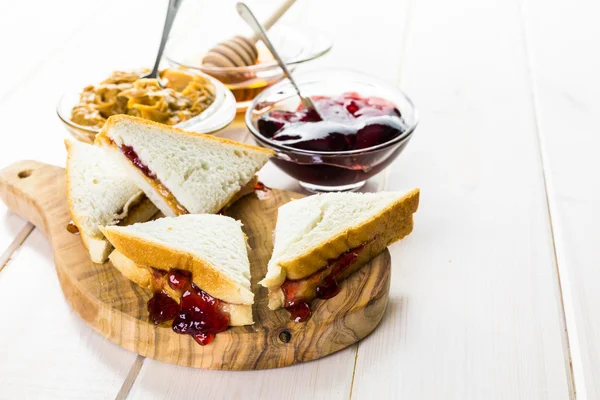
[101,226,254,305]
[267,216,414,309]
[109,249,153,289]
[262,189,420,287]
[109,250,253,325]
[96,115,275,157]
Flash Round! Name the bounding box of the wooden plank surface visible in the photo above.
[523,0,600,398]
[128,351,356,400]
[0,230,138,400]
[351,0,574,398]
[0,0,596,398]
[0,215,30,267]
[0,1,166,398]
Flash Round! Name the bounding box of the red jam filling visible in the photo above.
[280,240,372,322]
[66,222,79,234]
[253,181,269,191]
[257,92,405,152]
[120,144,156,179]
[147,269,230,345]
[217,181,268,215]
[119,144,189,215]
[253,181,270,200]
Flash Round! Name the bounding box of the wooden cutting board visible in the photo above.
[0,160,391,370]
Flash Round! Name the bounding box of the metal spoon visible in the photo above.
[236,2,321,118]
[141,0,184,83]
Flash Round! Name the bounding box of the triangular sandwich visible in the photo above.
[101,214,253,345]
[96,115,273,217]
[261,189,419,321]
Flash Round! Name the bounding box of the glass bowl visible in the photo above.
[245,69,418,192]
[57,69,237,144]
[164,24,332,111]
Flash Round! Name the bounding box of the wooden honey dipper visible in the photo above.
[202,0,297,68]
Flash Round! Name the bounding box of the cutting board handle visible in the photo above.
[0,159,393,369]
[0,160,63,238]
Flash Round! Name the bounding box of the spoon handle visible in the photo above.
[149,0,184,79]
[248,0,297,44]
[263,0,297,31]
[236,2,318,113]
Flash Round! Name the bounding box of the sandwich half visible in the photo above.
[101,214,253,345]
[261,189,420,321]
[65,139,158,263]
[95,115,274,217]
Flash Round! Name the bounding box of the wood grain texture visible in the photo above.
[128,349,356,400]
[522,0,600,398]
[0,160,391,370]
[127,0,411,396]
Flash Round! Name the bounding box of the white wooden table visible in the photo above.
[0,0,597,399]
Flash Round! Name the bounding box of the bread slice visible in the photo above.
[261,189,419,310]
[100,214,253,325]
[95,115,274,217]
[65,139,158,263]
[108,250,251,326]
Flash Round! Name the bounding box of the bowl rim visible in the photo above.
[163,23,333,74]
[56,68,236,135]
[244,68,419,156]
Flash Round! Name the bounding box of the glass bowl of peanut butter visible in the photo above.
[57,68,236,143]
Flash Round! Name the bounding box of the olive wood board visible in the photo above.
[0,160,391,370]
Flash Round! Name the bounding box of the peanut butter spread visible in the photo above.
[71,69,216,129]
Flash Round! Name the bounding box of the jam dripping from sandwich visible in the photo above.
[147,269,230,345]
[119,144,189,215]
[219,181,270,216]
[66,222,80,234]
[280,239,373,322]
[253,181,270,200]
[253,181,268,191]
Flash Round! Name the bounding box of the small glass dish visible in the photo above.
[57,69,237,144]
[164,24,332,111]
[245,69,418,192]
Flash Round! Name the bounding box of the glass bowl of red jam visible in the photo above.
[245,70,418,192]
